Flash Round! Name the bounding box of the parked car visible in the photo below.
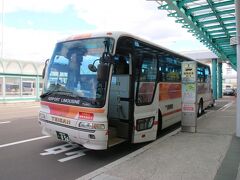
[223,88,235,96]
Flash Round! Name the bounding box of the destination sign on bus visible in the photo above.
[47,96,81,105]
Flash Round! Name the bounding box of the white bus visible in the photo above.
[39,31,214,150]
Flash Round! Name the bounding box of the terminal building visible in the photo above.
[0,59,44,103]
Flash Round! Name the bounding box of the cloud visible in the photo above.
[4,0,193,42]
[71,0,203,47]
[2,26,68,61]
[3,0,70,13]
[1,0,208,61]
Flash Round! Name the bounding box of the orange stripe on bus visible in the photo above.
[41,101,105,118]
[65,33,92,41]
[159,83,182,101]
[162,108,181,117]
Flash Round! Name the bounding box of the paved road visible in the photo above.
[0,102,151,180]
[0,98,231,180]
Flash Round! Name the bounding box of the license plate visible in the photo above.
[56,131,70,142]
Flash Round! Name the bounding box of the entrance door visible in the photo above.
[132,54,158,143]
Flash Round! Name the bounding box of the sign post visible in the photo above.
[181,61,197,133]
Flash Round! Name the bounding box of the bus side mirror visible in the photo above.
[42,59,49,79]
[97,63,109,82]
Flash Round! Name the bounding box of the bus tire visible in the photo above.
[157,110,162,137]
[197,99,203,117]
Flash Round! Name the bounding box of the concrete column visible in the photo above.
[236,0,240,137]
[212,58,218,100]
[2,76,5,101]
[218,62,222,98]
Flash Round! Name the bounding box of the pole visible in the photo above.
[212,59,218,100]
[236,0,240,137]
[218,62,222,98]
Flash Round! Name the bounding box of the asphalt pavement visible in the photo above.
[0,102,158,180]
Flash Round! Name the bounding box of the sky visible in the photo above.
[0,0,209,62]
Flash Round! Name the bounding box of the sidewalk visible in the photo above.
[79,97,240,180]
[0,101,40,107]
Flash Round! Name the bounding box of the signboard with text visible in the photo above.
[182,61,197,83]
[181,61,197,133]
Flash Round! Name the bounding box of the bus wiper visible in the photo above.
[40,90,54,98]
[40,84,66,98]
[40,90,69,98]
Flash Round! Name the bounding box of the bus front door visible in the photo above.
[132,55,158,143]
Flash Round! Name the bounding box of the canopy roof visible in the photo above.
[154,0,236,70]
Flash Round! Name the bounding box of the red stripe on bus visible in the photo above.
[162,109,181,117]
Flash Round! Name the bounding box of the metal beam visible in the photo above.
[213,37,230,43]
[206,0,231,38]
[155,0,236,69]
[199,17,235,25]
[160,0,229,61]
[187,0,234,13]
[205,23,236,30]
[194,9,235,20]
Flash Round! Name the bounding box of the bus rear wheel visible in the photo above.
[157,110,162,137]
[197,99,203,117]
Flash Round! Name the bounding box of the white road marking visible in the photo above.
[40,143,79,155]
[0,136,50,148]
[0,121,11,125]
[40,143,89,162]
[218,101,234,111]
[58,149,88,162]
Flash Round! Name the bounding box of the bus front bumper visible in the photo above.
[39,119,108,150]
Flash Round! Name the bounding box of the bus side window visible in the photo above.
[158,56,166,82]
[205,66,210,82]
[158,55,181,83]
[197,66,205,83]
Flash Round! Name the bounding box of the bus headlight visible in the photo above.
[93,123,105,130]
[79,122,105,130]
[79,122,91,129]
[136,117,155,131]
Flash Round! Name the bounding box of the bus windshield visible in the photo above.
[42,37,114,107]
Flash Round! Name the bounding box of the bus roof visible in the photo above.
[59,31,208,66]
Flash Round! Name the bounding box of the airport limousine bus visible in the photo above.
[39,31,214,150]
